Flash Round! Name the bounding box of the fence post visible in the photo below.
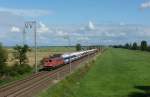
[57,71,60,80]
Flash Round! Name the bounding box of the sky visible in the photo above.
[0,0,150,46]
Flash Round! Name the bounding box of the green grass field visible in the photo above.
[38,48,150,97]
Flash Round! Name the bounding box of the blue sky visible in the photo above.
[0,0,149,24]
[0,0,150,46]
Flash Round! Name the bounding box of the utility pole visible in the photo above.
[22,28,26,45]
[67,37,71,73]
[87,41,90,64]
[63,35,71,73]
[34,21,37,73]
[25,21,37,73]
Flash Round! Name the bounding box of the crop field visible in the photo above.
[38,48,150,97]
[7,46,76,66]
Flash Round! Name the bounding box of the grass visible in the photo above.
[38,48,150,97]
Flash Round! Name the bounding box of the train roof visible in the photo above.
[61,49,97,58]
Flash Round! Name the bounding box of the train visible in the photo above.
[42,49,97,70]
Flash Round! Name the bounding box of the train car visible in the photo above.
[61,53,78,64]
[42,49,97,70]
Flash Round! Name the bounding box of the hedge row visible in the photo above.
[113,40,150,52]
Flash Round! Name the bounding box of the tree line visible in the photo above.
[113,40,150,52]
[0,43,32,79]
[75,43,102,51]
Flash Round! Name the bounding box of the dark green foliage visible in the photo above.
[76,43,81,51]
[0,44,32,79]
[13,45,30,65]
[124,43,130,49]
[132,42,138,50]
[1,64,32,77]
[147,46,150,52]
[113,40,150,52]
[141,40,147,51]
[10,44,32,76]
[0,43,8,76]
[0,44,32,84]
[11,64,32,76]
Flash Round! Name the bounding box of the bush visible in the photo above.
[132,42,138,50]
[147,46,150,52]
[76,43,81,51]
[124,43,130,49]
[11,64,32,75]
[141,40,147,51]
[4,67,17,77]
[0,43,8,76]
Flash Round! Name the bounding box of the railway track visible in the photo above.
[0,71,48,92]
[0,51,99,97]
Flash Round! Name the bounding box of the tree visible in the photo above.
[13,45,30,65]
[141,40,147,51]
[76,43,81,51]
[0,43,8,75]
[124,43,130,49]
[132,42,138,50]
[146,46,150,52]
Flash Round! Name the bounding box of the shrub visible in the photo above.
[124,43,130,49]
[11,64,32,75]
[132,42,138,50]
[141,40,147,51]
[0,43,8,76]
[76,43,81,51]
[147,46,150,52]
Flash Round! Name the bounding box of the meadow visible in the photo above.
[38,48,150,97]
[7,46,76,66]
[0,46,75,86]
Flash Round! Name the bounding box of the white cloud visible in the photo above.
[57,30,68,36]
[102,31,126,38]
[10,26,21,32]
[140,1,150,9]
[81,21,96,31]
[104,32,116,37]
[119,32,126,36]
[0,11,24,27]
[88,21,95,30]
[0,7,52,17]
[139,28,150,37]
[38,22,49,33]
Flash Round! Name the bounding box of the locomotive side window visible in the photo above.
[49,60,52,62]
